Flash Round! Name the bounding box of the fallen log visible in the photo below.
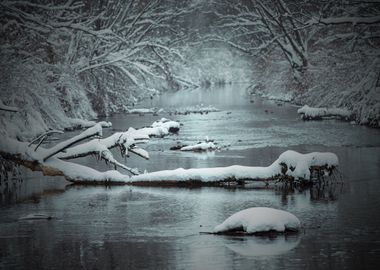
[297,105,353,121]
[0,121,339,186]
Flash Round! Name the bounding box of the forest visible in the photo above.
[0,1,379,269]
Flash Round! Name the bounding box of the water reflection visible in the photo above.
[225,234,301,257]
[273,182,344,204]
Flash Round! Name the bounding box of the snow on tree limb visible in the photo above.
[0,122,148,182]
[42,124,103,162]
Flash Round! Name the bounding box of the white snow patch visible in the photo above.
[213,207,301,234]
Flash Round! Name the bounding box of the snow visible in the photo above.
[46,158,130,183]
[136,118,180,137]
[180,141,217,151]
[213,207,301,234]
[126,108,155,114]
[151,118,180,131]
[297,105,351,120]
[56,126,149,174]
[43,124,103,161]
[130,150,338,183]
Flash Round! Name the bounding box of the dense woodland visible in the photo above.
[0,0,379,139]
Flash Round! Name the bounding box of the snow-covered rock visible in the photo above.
[180,141,217,152]
[151,118,180,133]
[297,105,352,121]
[136,118,180,137]
[213,207,301,234]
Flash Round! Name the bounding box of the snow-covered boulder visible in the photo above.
[213,207,301,234]
[151,118,180,133]
[137,118,180,137]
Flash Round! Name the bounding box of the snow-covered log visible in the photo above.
[213,207,301,235]
[129,150,339,186]
[126,108,155,114]
[180,141,217,152]
[297,105,352,121]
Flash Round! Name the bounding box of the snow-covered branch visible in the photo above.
[0,122,153,182]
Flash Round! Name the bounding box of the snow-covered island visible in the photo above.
[213,207,301,235]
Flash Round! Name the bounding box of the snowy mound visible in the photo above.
[180,141,217,151]
[151,118,180,133]
[213,207,300,234]
[137,118,180,137]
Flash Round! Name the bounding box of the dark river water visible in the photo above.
[1,85,380,269]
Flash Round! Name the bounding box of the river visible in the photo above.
[1,84,380,269]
